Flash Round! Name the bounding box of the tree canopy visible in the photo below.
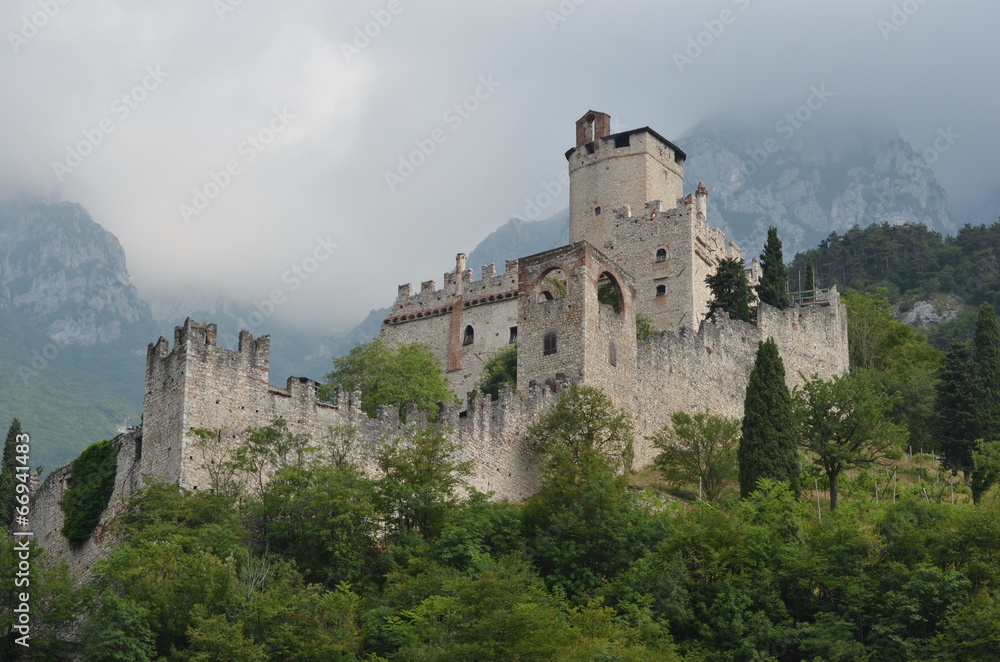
[793,371,907,509]
[651,411,739,501]
[739,338,799,497]
[0,418,22,523]
[477,343,517,400]
[319,338,458,419]
[705,257,755,323]
[756,226,790,309]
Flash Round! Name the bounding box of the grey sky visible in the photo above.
[2,0,997,332]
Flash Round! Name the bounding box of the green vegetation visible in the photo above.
[790,220,1000,347]
[650,411,739,501]
[739,338,799,497]
[793,371,907,509]
[705,256,755,323]
[757,226,790,309]
[477,343,517,399]
[0,419,22,522]
[12,383,1000,660]
[635,312,656,341]
[61,437,119,548]
[319,338,459,419]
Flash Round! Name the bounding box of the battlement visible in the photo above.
[147,317,270,375]
[386,259,520,325]
[141,318,568,500]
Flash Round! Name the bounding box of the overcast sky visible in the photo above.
[2,0,998,333]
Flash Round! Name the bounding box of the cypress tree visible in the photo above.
[739,338,799,497]
[756,227,790,310]
[803,256,816,300]
[974,303,1000,443]
[936,342,977,482]
[706,257,755,323]
[1,419,23,524]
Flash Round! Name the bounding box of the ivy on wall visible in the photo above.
[61,437,119,548]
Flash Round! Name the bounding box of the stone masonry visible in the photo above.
[29,110,849,578]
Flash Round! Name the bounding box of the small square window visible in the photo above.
[595,206,602,216]
[614,135,630,149]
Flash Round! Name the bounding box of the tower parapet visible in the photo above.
[567,110,687,249]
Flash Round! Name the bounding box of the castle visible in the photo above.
[30,111,849,577]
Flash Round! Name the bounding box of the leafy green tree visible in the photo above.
[524,385,658,598]
[245,464,380,588]
[184,607,268,662]
[793,371,907,510]
[477,343,517,400]
[190,427,240,496]
[79,591,158,662]
[971,441,1000,504]
[232,418,311,499]
[706,257,755,323]
[757,226,790,310]
[0,419,22,525]
[739,338,799,497]
[388,556,578,660]
[650,411,739,501]
[936,341,978,481]
[931,588,1000,661]
[803,256,816,298]
[528,384,634,476]
[844,289,910,371]
[375,425,472,540]
[320,338,459,419]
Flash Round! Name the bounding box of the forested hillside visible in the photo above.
[790,221,1000,347]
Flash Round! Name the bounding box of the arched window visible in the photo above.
[597,272,624,314]
[538,268,568,302]
[463,325,474,346]
[543,330,558,356]
[609,340,617,366]
[656,284,666,297]
[656,248,667,263]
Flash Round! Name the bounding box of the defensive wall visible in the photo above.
[29,294,846,580]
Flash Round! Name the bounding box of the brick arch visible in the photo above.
[537,266,568,302]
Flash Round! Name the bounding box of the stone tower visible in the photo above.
[516,242,637,411]
[567,110,686,248]
[566,111,736,332]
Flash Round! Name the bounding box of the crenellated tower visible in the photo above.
[567,110,738,332]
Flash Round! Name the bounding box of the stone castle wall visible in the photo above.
[382,259,520,397]
[30,295,846,581]
[142,318,552,502]
[28,428,144,579]
[632,291,849,466]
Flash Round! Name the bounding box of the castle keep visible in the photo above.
[30,111,848,576]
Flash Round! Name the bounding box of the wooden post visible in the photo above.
[815,478,822,523]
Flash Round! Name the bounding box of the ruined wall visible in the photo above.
[381,259,520,397]
[29,429,144,580]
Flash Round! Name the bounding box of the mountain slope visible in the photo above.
[677,118,956,256]
[0,201,156,473]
